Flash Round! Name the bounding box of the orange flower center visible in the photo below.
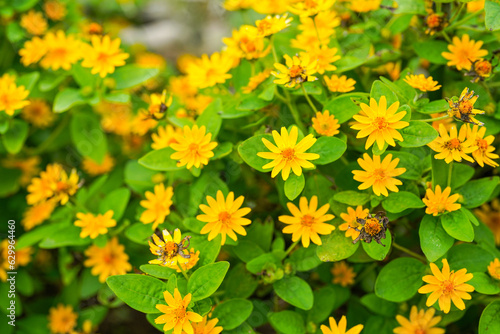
[301,214,315,227]
[174,306,187,321]
[364,218,382,236]
[103,252,116,264]
[305,0,318,8]
[189,143,199,151]
[415,329,425,334]
[477,138,488,150]
[218,211,232,225]
[459,101,473,114]
[426,14,441,28]
[56,181,69,192]
[446,138,462,150]
[97,52,109,62]
[257,21,272,33]
[441,280,455,296]
[52,48,67,59]
[289,65,304,78]
[373,117,388,130]
[372,168,386,180]
[281,148,296,162]
[163,241,179,259]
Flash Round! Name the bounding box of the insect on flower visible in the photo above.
[149,229,192,267]
[446,87,485,126]
[352,211,389,246]
[142,90,173,120]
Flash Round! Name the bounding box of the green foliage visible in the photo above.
[187,261,229,301]
[106,275,166,313]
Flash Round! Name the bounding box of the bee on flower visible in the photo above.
[351,211,389,246]
[339,206,369,240]
[271,54,318,88]
[446,87,485,126]
[141,90,173,120]
[148,229,192,267]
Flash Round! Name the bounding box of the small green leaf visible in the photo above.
[485,1,500,31]
[2,119,28,154]
[16,71,40,91]
[322,93,369,124]
[370,80,398,106]
[212,299,253,330]
[447,243,494,273]
[196,99,222,138]
[419,215,455,262]
[233,240,265,263]
[479,301,500,334]
[187,261,229,301]
[98,187,131,221]
[469,272,500,295]
[39,225,91,248]
[284,173,305,201]
[417,99,449,114]
[363,229,392,261]
[140,264,176,280]
[54,88,88,113]
[308,136,347,165]
[109,65,159,90]
[395,0,427,14]
[237,94,269,110]
[125,223,152,245]
[413,40,448,64]
[212,142,233,160]
[360,294,398,317]
[459,176,499,208]
[238,134,273,172]
[398,121,438,147]
[440,209,474,242]
[383,192,425,213]
[269,311,305,334]
[333,191,370,206]
[273,276,314,310]
[384,151,423,180]
[138,147,183,171]
[289,245,321,272]
[71,112,107,164]
[317,226,359,262]
[246,252,284,274]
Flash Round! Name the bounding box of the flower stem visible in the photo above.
[270,35,279,63]
[283,89,307,133]
[301,84,318,114]
[312,18,323,46]
[445,10,482,30]
[418,114,449,123]
[177,262,189,280]
[284,240,300,257]
[392,242,427,264]
[447,161,453,188]
[441,30,452,44]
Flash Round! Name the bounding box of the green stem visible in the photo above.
[30,112,71,155]
[283,89,306,133]
[177,262,189,280]
[301,84,318,114]
[392,242,427,264]
[312,16,323,46]
[418,114,449,123]
[441,30,452,44]
[445,10,482,30]
[436,2,442,13]
[69,198,89,213]
[284,240,300,257]
[270,35,279,64]
[447,161,453,188]
[448,2,465,24]
[250,61,255,77]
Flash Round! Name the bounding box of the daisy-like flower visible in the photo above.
[301,45,341,74]
[339,206,369,240]
[40,31,83,71]
[0,240,32,282]
[331,261,356,287]
[352,154,406,197]
[186,52,233,89]
[191,316,223,334]
[20,10,48,36]
[292,11,340,50]
[258,126,320,180]
[22,200,56,231]
[19,36,48,66]
[352,212,389,245]
[74,210,116,239]
[394,306,444,334]
[312,110,340,136]
[170,125,218,169]
[255,14,292,37]
[289,0,336,17]
[488,258,500,280]
[148,229,191,267]
[320,316,363,334]
[48,304,78,334]
[151,125,182,150]
[474,199,500,245]
[442,34,488,71]
[223,25,270,60]
[427,124,476,163]
[44,0,66,20]
[447,87,485,126]
[468,125,499,167]
[278,196,335,248]
[418,258,474,314]
[166,248,200,273]
[467,0,485,12]
[140,183,174,230]
[155,288,203,334]
[403,74,441,92]
[26,163,80,205]
[197,190,252,245]
[0,81,30,116]
[271,54,318,88]
[351,96,409,150]
[81,154,115,176]
[81,35,129,77]
[242,69,271,94]
[423,185,461,216]
[324,75,356,93]
[22,99,55,128]
[143,90,173,120]
[84,237,132,283]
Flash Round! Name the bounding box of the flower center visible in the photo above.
[174,306,187,321]
[301,214,315,227]
[441,280,455,296]
[372,168,386,180]
[97,52,109,62]
[53,48,67,58]
[189,143,199,151]
[218,211,232,225]
[305,0,318,8]
[459,101,473,114]
[163,241,179,259]
[415,329,425,334]
[321,122,331,130]
[289,65,304,78]
[427,14,441,28]
[103,252,116,264]
[281,148,296,162]
[446,138,462,150]
[257,21,272,34]
[364,218,382,236]
[56,181,69,192]
[477,138,488,150]
[373,117,388,130]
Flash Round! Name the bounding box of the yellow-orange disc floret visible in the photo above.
[170,125,218,169]
[428,124,477,163]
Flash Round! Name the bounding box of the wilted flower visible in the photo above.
[446,87,485,126]
[351,211,389,246]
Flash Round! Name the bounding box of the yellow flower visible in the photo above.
[81,35,129,77]
[20,10,48,35]
[169,75,198,100]
[242,69,272,94]
[155,288,203,334]
[350,0,381,12]
[142,90,173,120]
[442,34,488,71]
[135,52,167,70]
[467,0,485,12]
[279,196,335,247]
[191,316,223,334]
[74,210,116,239]
[324,75,356,93]
[48,304,78,334]
[272,54,318,88]
[223,0,254,11]
[41,31,83,71]
[84,237,132,283]
[0,240,33,282]
[257,126,320,180]
[289,0,336,17]
[447,87,485,126]
[320,316,363,334]
[255,14,292,36]
[44,0,67,20]
[394,306,444,334]
[140,183,174,230]
[253,0,290,14]
[22,200,56,231]
[166,248,200,273]
[423,185,461,216]
[0,81,30,116]
[352,153,406,197]
[302,45,340,74]
[186,52,233,89]
[403,74,441,92]
[312,110,340,136]
[197,190,252,245]
[468,59,492,82]
[170,125,218,169]
[292,11,340,50]
[21,99,55,128]
[474,199,500,245]
[223,25,270,60]
[151,125,182,150]
[488,258,500,280]
[149,229,191,267]
[19,36,48,66]
[351,96,409,150]
[418,258,474,314]
[339,206,369,240]
[468,125,499,167]
[81,154,115,176]
[428,124,476,163]
[331,261,356,287]
[26,163,80,205]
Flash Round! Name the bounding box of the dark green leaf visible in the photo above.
[196,99,222,138]
[54,88,87,113]
[70,112,107,163]
[322,93,368,124]
[269,311,305,334]
[419,215,455,262]
[447,244,494,273]
[370,80,398,106]
[238,134,273,172]
[417,99,449,114]
[109,65,159,90]
[398,121,438,147]
[362,229,392,261]
[98,187,130,221]
[413,40,448,64]
[383,192,424,213]
[273,276,314,310]
[333,191,370,206]
[441,209,474,242]
[212,299,253,330]
[459,177,499,208]
[39,225,91,248]
[188,262,229,301]
[284,173,305,201]
[479,301,500,334]
[360,294,398,317]
[317,226,359,262]
[469,272,500,295]
[2,119,28,154]
[308,136,347,165]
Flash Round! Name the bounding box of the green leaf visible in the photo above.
[289,245,321,272]
[370,80,398,106]
[138,147,183,171]
[284,173,305,200]
[72,63,97,88]
[485,1,500,31]
[16,71,39,91]
[0,167,20,198]
[459,177,499,208]
[333,191,370,206]
[6,22,25,42]
[188,261,229,301]
[274,276,314,310]
[398,121,438,147]
[212,142,233,160]
[307,286,337,324]
[196,99,222,138]
[384,151,422,180]
[362,229,392,261]
[322,93,369,124]
[413,40,448,64]
[39,225,91,248]
[233,240,265,263]
[316,227,359,262]
[238,134,273,172]
[375,257,427,302]
[109,65,159,90]
[469,272,500,295]
[39,72,68,91]
[212,299,253,330]
[104,92,130,103]
[98,187,131,221]
[360,294,398,317]
[224,263,259,299]
[54,88,88,113]
[140,264,176,280]
[12,0,38,10]
[71,112,107,164]
[238,94,269,110]
[395,0,427,14]
[246,252,284,274]
[382,192,425,213]
[2,119,28,154]
[451,163,475,190]
[447,244,494,273]
[16,222,67,249]
[417,99,449,114]
[269,311,305,334]
[125,223,152,245]
[440,209,474,242]
[106,274,166,313]
[479,301,500,334]
[419,215,455,262]
[308,136,347,165]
